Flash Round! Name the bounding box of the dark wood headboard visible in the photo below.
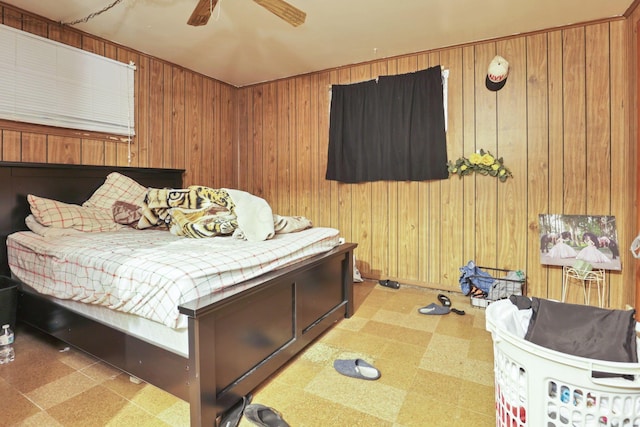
[0,162,184,277]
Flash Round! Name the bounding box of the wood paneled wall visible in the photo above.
[629,2,640,313]
[0,4,237,189]
[1,3,637,308]
[237,19,637,309]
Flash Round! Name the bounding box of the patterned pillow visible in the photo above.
[28,194,122,232]
[83,172,148,210]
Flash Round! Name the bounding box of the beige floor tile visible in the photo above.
[396,390,462,427]
[455,380,496,417]
[0,356,76,394]
[47,385,131,426]
[372,308,437,331]
[15,410,64,427]
[349,303,379,319]
[373,354,423,390]
[461,357,495,386]
[58,348,101,371]
[380,292,425,314]
[321,327,390,358]
[265,358,321,390]
[434,312,478,339]
[469,329,495,362]
[79,360,124,383]
[126,383,182,416]
[0,377,41,425]
[380,340,429,369]
[100,372,150,400]
[298,341,340,364]
[156,399,190,427]
[361,319,432,347]
[26,370,97,409]
[304,364,406,423]
[409,369,467,408]
[453,405,496,427]
[335,314,368,332]
[290,393,392,427]
[103,402,172,427]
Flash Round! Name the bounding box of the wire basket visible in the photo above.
[486,300,640,427]
[470,266,526,308]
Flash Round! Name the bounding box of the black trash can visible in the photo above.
[0,277,18,331]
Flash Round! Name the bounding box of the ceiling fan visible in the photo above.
[188,0,306,27]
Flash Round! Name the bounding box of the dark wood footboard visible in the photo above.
[180,242,356,426]
[0,162,357,427]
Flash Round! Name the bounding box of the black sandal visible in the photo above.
[437,294,452,307]
[379,279,400,289]
[438,293,465,315]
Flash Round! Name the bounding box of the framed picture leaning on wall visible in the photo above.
[538,214,621,271]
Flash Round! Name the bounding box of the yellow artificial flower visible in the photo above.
[469,153,482,164]
[491,163,500,170]
[460,165,468,171]
[481,153,495,166]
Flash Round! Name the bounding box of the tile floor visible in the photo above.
[0,281,497,426]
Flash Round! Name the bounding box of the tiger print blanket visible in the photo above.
[138,186,239,238]
[137,186,309,241]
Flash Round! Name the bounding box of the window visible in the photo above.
[0,23,135,137]
[326,66,448,183]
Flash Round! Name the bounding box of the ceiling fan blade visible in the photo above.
[188,0,219,26]
[253,0,306,27]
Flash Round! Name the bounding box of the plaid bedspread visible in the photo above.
[7,227,340,329]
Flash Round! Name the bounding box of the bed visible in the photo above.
[0,162,356,427]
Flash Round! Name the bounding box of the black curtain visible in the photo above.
[326,66,448,183]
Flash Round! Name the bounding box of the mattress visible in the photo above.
[7,227,341,329]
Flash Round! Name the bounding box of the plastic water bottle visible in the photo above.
[0,324,15,364]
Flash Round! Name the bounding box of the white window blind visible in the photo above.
[0,23,135,137]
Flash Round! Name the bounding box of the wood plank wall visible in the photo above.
[629,3,640,313]
[1,3,637,309]
[237,19,637,309]
[0,4,237,189]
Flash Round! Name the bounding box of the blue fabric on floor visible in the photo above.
[459,260,494,295]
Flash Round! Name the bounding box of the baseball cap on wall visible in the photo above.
[485,55,509,91]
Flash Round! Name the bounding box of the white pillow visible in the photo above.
[224,189,275,241]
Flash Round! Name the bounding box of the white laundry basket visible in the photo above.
[486,300,640,427]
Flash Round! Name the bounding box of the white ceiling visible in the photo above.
[1,0,634,87]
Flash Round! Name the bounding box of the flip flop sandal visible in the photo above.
[418,302,450,315]
[378,279,400,289]
[437,294,452,307]
[451,308,466,315]
[244,403,290,427]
